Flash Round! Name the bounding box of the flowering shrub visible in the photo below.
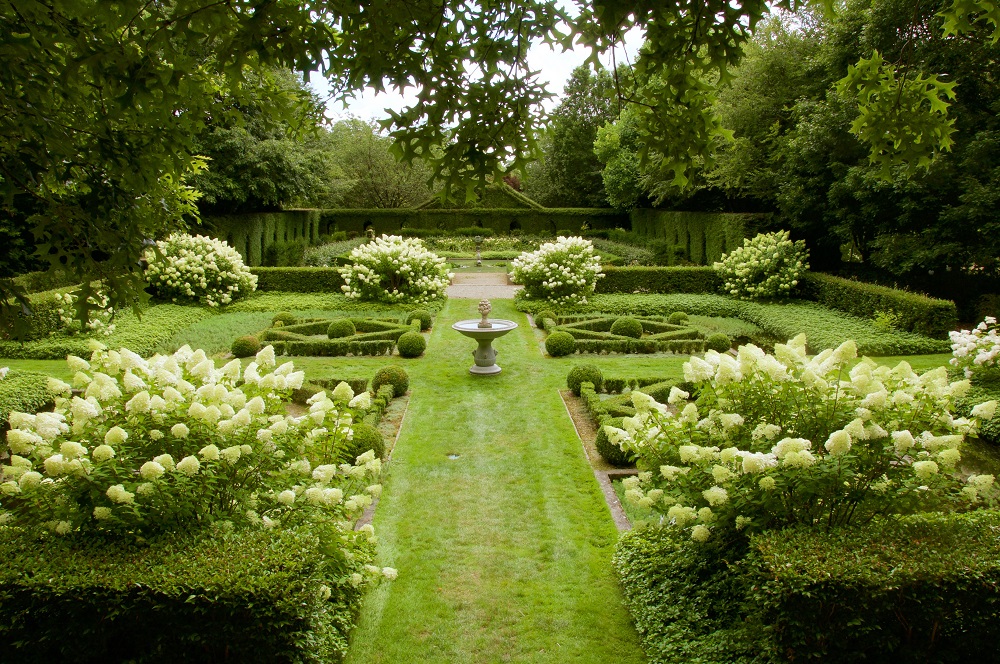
[339,235,452,305]
[606,335,999,544]
[950,316,1000,380]
[55,290,116,336]
[713,230,808,300]
[510,236,604,306]
[145,233,257,307]
[0,343,387,547]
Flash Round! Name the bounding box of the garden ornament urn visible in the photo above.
[452,299,517,375]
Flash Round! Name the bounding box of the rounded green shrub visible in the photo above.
[372,365,409,397]
[706,333,732,353]
[567,365,604,396]
[231,335,260,358]
[327,319,356,339]
[596,417,634,467]
[545,331,576,357]
[406,309,433,331]
[338,421,386,463]
[668,311,689,325]
[396,331,426,358]
[610,317,643,339]
[535,310,557,329]
[272,312,297,326]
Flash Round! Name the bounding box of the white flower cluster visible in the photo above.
[713,230,808,300]
[607,334,998,542]
[510,236,604,306]
[0,342,385,540]
[54,290,116,337]
[949,316,1000,379]
[338,235,452,305]
[144,233,257,307]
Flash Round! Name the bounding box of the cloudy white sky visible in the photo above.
[308,13,644,122]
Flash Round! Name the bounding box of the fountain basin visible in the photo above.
[452,319,518,375]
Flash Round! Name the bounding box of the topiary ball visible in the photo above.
[567,365,604,396]
[668,311,689,325]
[595,417,635,467]
[396,331,426,358]
[231,335,261,358]
[338,421,386,463]
[610,317,643,339]
[706,333,732,353]
[535,310,557,329]
[545,331,576,357]
[406,309,433,331]
[372,365,409,397]
[272,312,297,326]
[327,319,356,339]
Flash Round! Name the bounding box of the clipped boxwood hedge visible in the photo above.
[0,527,369,663]
[251,267,347,293]
[597,266,722,295]
[800,272,957,338]
[0,370,53,434]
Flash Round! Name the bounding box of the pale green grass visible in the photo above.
[0,359,75,382]
[345,299,644,663]
[155,312,274,355]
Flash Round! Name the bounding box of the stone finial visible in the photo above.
[478,299,492,328]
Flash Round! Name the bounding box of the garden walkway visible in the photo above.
[447,271,522,300]
[345,298,644,663]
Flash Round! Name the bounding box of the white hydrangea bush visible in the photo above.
[607,334,999,544]
[54,290,116,336]
[950,316,1000,380]
[339,234,452,305]
[144,233,257,307]
[713,230,808,300]
[510,236,604,306]
[0,343,387,550]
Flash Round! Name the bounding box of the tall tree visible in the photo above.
[524,65,618,207]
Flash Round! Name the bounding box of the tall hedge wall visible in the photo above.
[319,208,628,236]
[628,210,772,265]
[203,210,323,267]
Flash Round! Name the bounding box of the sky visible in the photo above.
[308,18,644,123]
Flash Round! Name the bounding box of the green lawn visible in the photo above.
[345,299,645,663]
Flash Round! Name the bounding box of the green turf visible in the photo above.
[0,359,75,382]
[345,299,644,663]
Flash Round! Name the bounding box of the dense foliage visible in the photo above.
[339,236,451,305]
[511,237,605,306]
[145,234,257,307]
[714,231,809,300]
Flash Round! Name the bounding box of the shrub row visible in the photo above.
[229,292,443,316]
[800,272,958,338]
[628,210,772,265]
[0,526,369,663]
[204,210,323,267]
[319,208,629,237]
[0,370,53,434]
[572,339,707,355]
[270,339,396,357]
[251,267,347,293]
[11,268,79,294]
[596,266,722,294]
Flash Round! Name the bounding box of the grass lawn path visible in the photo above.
[345,299,645,663]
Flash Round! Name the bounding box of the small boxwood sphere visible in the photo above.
[610,316,643,339]
[545,331,576,357]
[372,365,409,397]
[338,421,386,463]
[535,310,557,329]
[668,311,689,325]
[567,364,604,396]
[327,319,356,339]
[596,417,635,467]
[272,312,297,326]
[706,333,732,353]
[397,331,426,358]
[231,335,260,358]
[406,309,433,331]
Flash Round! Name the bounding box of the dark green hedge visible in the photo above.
[252,267,346,293]
[747,511,1000,663]
[0,527,369,663]
[11,268,79,294]
[272,339,395,357]
[596,266,722,294]
[800,272,957,338]
[0,370,53,434]
[319,208,628,236]
[628,210,772,265]
[203,210,323,267]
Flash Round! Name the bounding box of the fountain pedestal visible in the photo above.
[452,317,518,375]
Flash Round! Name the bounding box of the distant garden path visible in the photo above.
[447,271,522,300]
[345,298,645,663]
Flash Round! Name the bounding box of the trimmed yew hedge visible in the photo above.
[596,266,722,294]
[251,267,347,293]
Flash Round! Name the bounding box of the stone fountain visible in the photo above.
[451,299,517,375]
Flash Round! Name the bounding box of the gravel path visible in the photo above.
[447,271,522,299]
